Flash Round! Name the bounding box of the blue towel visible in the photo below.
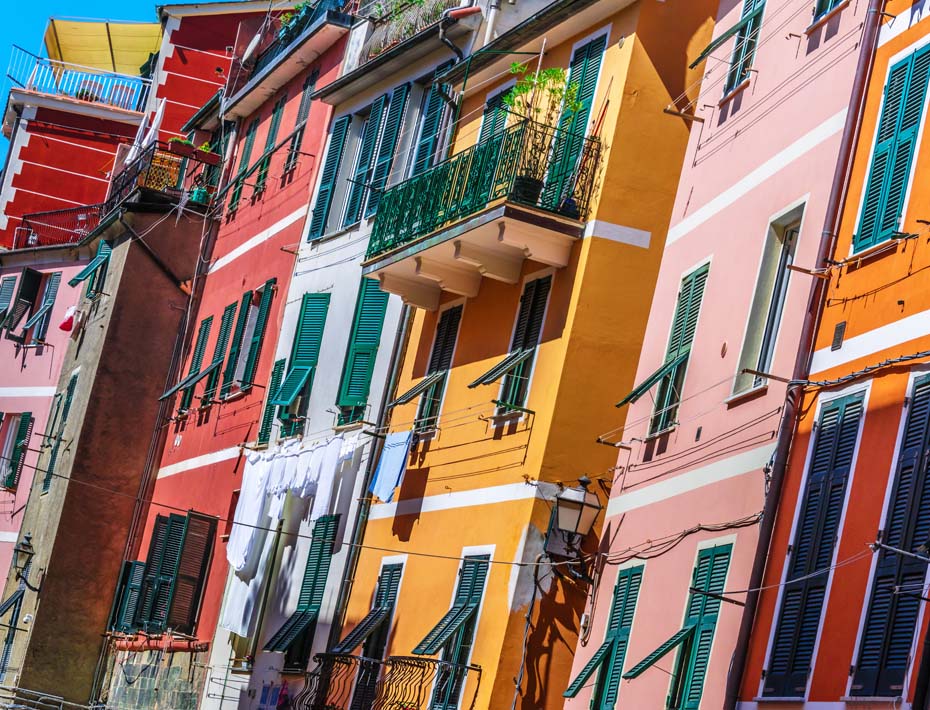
[370,430,412,502]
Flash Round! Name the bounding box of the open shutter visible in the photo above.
[22,272,61,339]
[147,514,188,633]
[271,293,330,407]
[204,303,238,400]
[853,376,930,696]
[113,561,146,633]
[413,556,489,655]
[4,413,33,489]
[241,278,277,388]
[255,96,287,193]
[624,626,695,679]
[43,373,78,491]
[177,316,213,410]
[367,84,410,216]
[337,279,389,408]
[542,35,606,208]
[221,291,253,397]
[229,119,259,213]
[137,515,169,628]
[0,277,16,322]
[264,515,340,652]
[333,563,403,654]
[600,566,643,706]
[764,395,864,697]
[563,641,613,698]
[259,359,286,445]
[286,71,318,172]
[308,116,351,239]
[166,514,216,634]
[412,79,447,176]
[344,95,387,226]
[689,0,766,68]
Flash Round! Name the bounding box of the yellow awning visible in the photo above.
[44,18,162,76]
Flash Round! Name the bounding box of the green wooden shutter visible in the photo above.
[241,278,277,389]
[337,279,389,408]
[333,562,404,654]
[179,316,213,411]
[137,514,170,628]
[599,566,643,707]
[4,413,33,489]
[309,115,351,239]
[264,515,340,652]
[113,561,146,633]
[221,291,253,397]
[725,0,766,93]
[563,642,614,698]
[499,276,551,408]
[343,95,387,226]
[286,71,318,172]
[429,305,462,374]
[413,555,489,655]
[542,34,606,208]
[478,91,508,143]
[259,359,286,445]
[852,376,930,696]
[856,48,930,251]
[764,394,864,697]
[147,513,188,632]
[412,81,447,176]
[229,119,259,214]
[255,96,287,193]
[22,272,61,339]
[366,84,411,216]
[624,626,695,680]
[0,276,16,321]
[271,292,330,407]
[43,373,78,492]
[166,514,217,634]
[204,303,238,400]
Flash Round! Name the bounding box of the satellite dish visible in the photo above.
[241,32,262,66]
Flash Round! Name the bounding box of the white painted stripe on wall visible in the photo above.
[606,444,775,518]
[0,531,19,543]
[666,110,847,245]
[584,220,651,248]
[368,481,555,520]
[0,386,57,398]
[209,207,307,273]
[809,307,930,374]
[157,446,241,479]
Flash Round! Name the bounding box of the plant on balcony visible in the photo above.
[193,141,221,166]
[167,136,197,158]
[278,1,313,40]
[74,88,98,102]
[502,65,580,204]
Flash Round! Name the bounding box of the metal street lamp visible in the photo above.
[12,534,39,592]
[554,476,603,538]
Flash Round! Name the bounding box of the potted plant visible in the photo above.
[502,64,580,206]
[74,88,98,102]
[194,141,221,166]
[167,136,197,158]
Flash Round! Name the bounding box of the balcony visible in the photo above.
[5,45,150,114]
[15,203,105,249]
[295,654,481,709]
[223,0,353,120]
[360,0,462,59]
[363,120,600,309]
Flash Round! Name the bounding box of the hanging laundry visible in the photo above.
[369,430,412,503]
[226,451,272,573]
[310,435,347,520]
[59,305,76,331]
[266,440,299,521]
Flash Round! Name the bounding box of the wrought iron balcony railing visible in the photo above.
[367,119,601,260]
[16,203,105,249]
[251,0,350,76]
[6,45,150,112]
[360,0,461,60]
[295,653,481,709]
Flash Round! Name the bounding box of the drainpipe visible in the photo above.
[326,303,414,650]
[483,0,501,45]
[722,2,884,708]
[438,3,481,61]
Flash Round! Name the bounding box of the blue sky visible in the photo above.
[0,1,158,158]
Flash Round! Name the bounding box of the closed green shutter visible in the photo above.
[478,91,508,143]
[0,277,16,322]
[285,71,318,172]
[22,272,61,340]
[229,119,259,214]
[259,359,286,445]
[271,292,330,407]
[337,279,389,409]
[221,291,254,397]
[166,514,216,633]
[308,115,351,239]
[264,514,340,652]
[43,373,78,492]
[366,84,411,216]
[764,394,864,697]
[3,413,33,489]
[113,560,146,633]
[203,302,238,401]
[412,79,447,176]
[498,275,551,408]
[852,376,930,696]
[856,47,930,251]
[344,95,388,227]
[179,316,213,411]
[241,278,277,389]
[412,305,462,431]
[413,555,489,655]
[542,34,606,208]
[333,563,403,654]
[136,514,171,630]
[255,96,287,194]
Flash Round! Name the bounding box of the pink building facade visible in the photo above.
[564,0,866,708]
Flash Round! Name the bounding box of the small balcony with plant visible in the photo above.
[363,67,601,310]
[223,0,353,120]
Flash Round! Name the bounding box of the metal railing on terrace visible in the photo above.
[251,0,350,76]
[294,653,481,709]
[6,46,150,112]
[16,203,105,249]
[367,119,601,259]
[360,0,461,60]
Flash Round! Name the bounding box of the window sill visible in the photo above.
[644,425,676,442]
[719,77,751,107]
[751,697,804,703]
[805,0,850,34]
[725,384,768,409]
[309,221,361,247]
[846,237,902,270]
[333,420,365,433]
[839,696,903,703]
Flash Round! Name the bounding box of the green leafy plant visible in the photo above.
[168,136,195,146]
[198,141,212,152]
